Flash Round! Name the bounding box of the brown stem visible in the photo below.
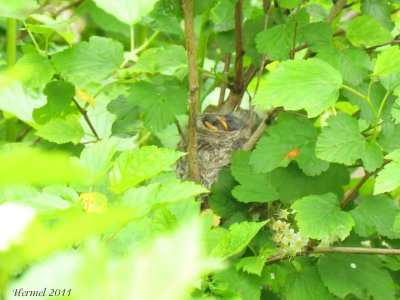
[72,98,99,140]
[54,0,84,16]
[289,3,302,60]
[366,37,400,52]
[181,0,201,181]
[242,108,282,151]
[174,118,187,145]
[326,0,347,23]
[340,161,390,209]
[218,53,231,109]
[267,246,400,264]
[221,0,244,113]
[16,127,32,142]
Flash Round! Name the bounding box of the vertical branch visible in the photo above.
[6,18,17,67]
[181,0,201,181]
[217,53,231,109]
[221,0,244,113]
[197,11,211,103]
[289,3,301,60]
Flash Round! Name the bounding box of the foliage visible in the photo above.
[1,0,400,299]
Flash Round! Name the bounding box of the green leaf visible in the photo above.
[299,22,332,50]
[0,146,85,185]
[209,168,250,219]
[109,146,183,194]
[52,36,124,86]
[254,58,342,117]
[279,0,301,9]
[213,266,261,299]
[379,121,400,152]
[374,161,400,194]
[250,115,328,175]
[78,139,116,185]
[0,207,138,272]
[147,0,183,36]
[271,164,349,204]
[2,186,72,214]
[128,45,187,78]
[107,96,140,137]
[35,115,84,144]
[291,193,354,240]
[5,252,81,300]
[15,54,55,88]
[211,0,235,32]
[231,151,278,203]
[255,23,294,61]
[210,220,268,258]
[316,113,366,165]
[318,254,395,300]
[346,15,392,47]
[33,81,75,124]
[0,0,38,19]
[0,81,45,123]
[394,213,400,233]
[285,266,334,300]
[236,256,265,276]
[373,46,400,77]
[296,141,330,176]
[156,180,209,204]
[362,141,384,172]
[92,0,160,25]
[361,0,394,30]
[315,44,370,86]
[120,180,207,217]
[127,76,187,131]
[350,195,400,238]
[83,0,129,35]
[122,221,210,300]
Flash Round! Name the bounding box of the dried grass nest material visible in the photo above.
[176,111,254,189]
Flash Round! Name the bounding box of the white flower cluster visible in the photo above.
[270,209,309,256]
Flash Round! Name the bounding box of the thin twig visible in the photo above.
[340,161,390,209]
[217,53,231,109]
[289,3,302,60]
[181,0,201,181]
[72,98,100,140]
[366,37,400,52]
[242,108,282,151]
[267,246,400,264]
[16,127,32,142]
[221,0,244,113]
[174,118,187,145]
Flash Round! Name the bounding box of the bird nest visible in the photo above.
[176,111,253,189]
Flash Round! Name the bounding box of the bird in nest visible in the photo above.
[202,114,243,131]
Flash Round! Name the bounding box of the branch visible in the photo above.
[16,127,32,142]
[340,161,390,209]
[267,246,400,264]
[326,0,347,23]
[6,18,17,67]
[217,53,231,109]
[289,3,302,60]
[181,0,201,181]
[174,118,187,145]
[72,98,100,140]
[242,108,282,151]
[54,0,84,16]
[221,0,244,113]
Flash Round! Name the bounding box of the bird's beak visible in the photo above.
[204,120,218,131]
[215,116,229,130]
